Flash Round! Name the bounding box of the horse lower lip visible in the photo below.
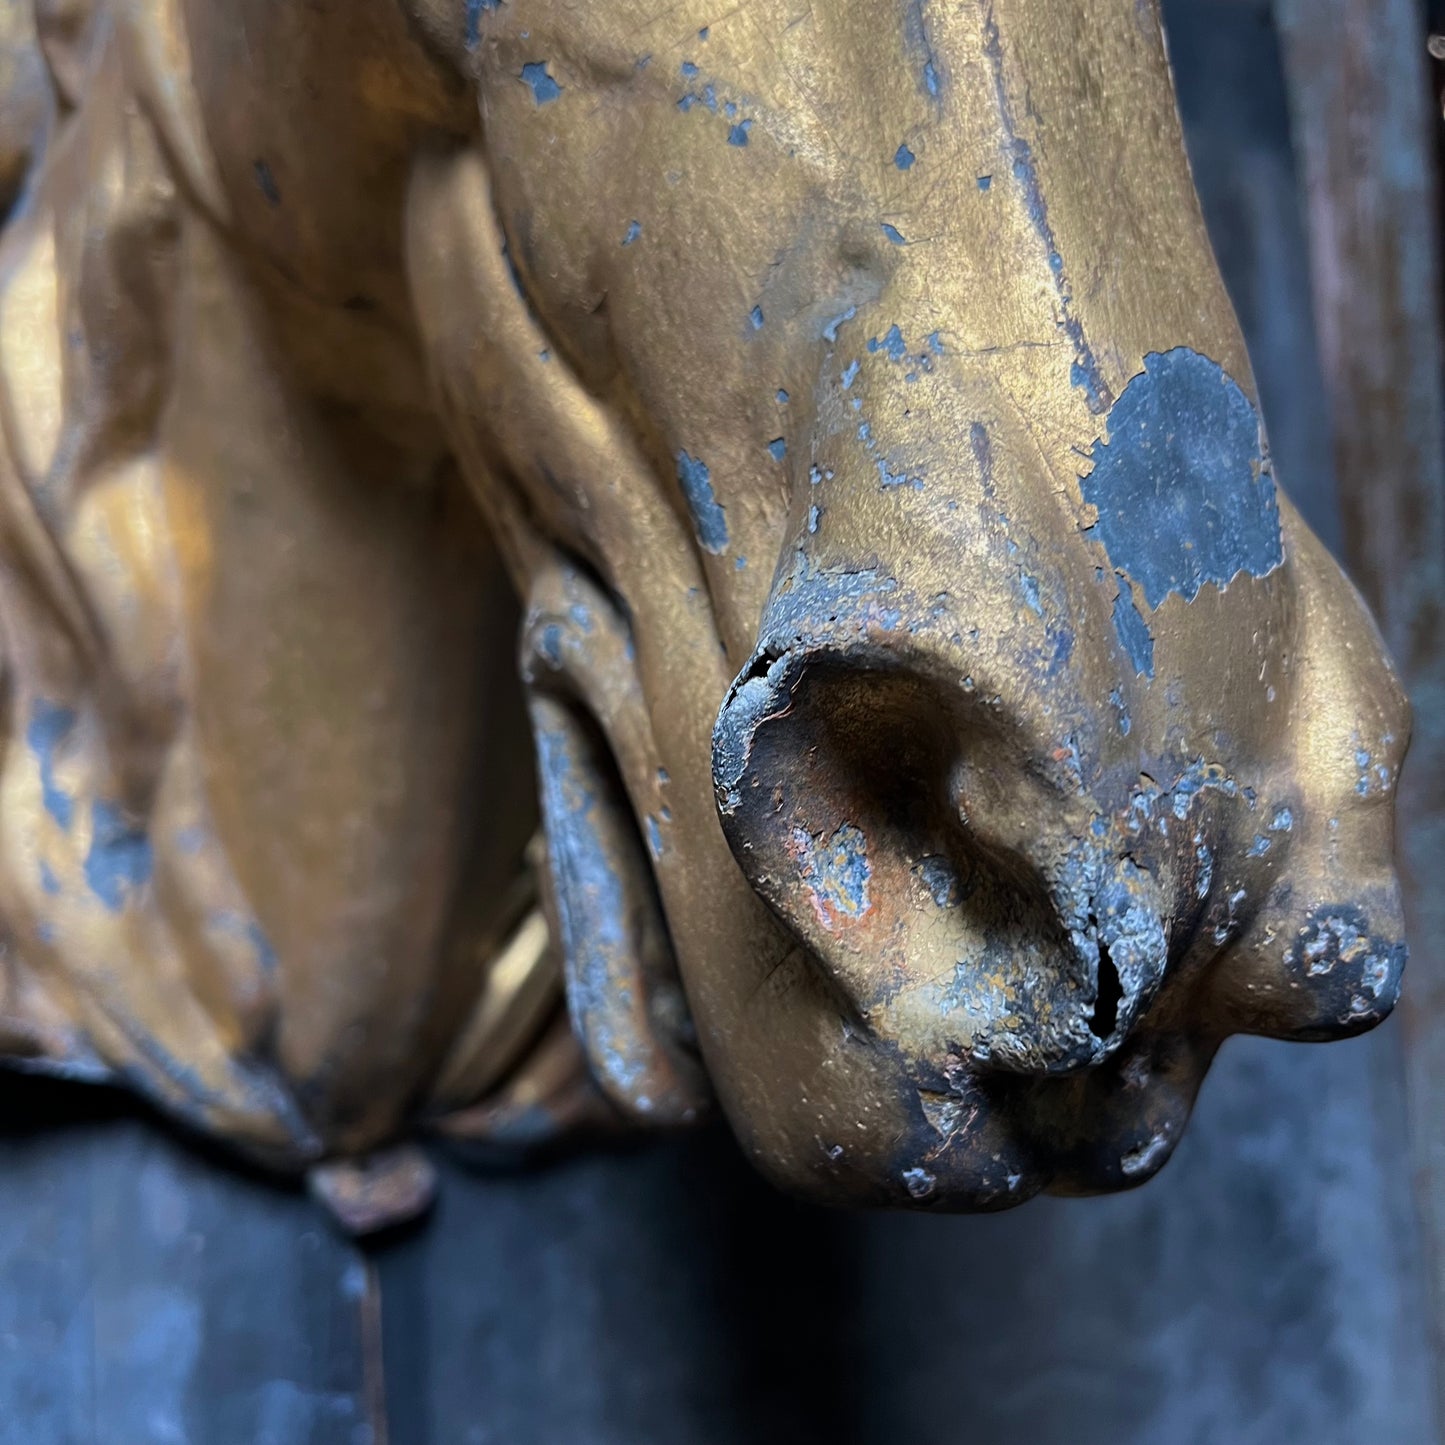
[953,1019,1126,1078]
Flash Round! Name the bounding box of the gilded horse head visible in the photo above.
[406,0,1408,1205]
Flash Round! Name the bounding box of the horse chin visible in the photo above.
[727,1003,1215,1212]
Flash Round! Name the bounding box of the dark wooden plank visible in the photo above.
[1273,0,1445,1425]
[0,1076,380,1445]
[375,1130,872,1445]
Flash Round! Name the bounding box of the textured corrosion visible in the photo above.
[0,0,1413,1217]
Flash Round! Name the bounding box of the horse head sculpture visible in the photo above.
[0,0,1409,1222]
[405,0,1409,1206]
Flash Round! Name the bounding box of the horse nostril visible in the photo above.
[712,645,1161,1077]
[1090,942,1122,1041]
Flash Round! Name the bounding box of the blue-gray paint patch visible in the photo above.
[681,59,700,77]
[1127,760,1240,839]
[532,717,639,1096]
[1049,623,1075,675]
[676,451,729,553]
[464,0,500,48]
[750,305,765,330]
[767,438,787,461]
[850,399,925,490]
[727,119,753,147]
[869,324,908,362]
[895,143,916,170]
[757,552,901,649]
[903,0,944,103]
[977,174,992,191]
[1019,571,1043,616]
[878,458,924,491]
[1285,902,1406,1023]
[84,801,152,912]
[253,160,280,206]
[1112,584,1155,679]
[520,62,563,104]
[776,388,789,404]
[822,306,857,343]
[881,223,907,246]
[27,701,76,829]
[621,220,642,246]
[247,921,279,975]
[794,823,872,925]
[971,421,993,493]
[1082,349,1283,610]
[206,910,280,977]
[842,360,860,388]
[981,16,1109,414]
[537,622,564,667]
[1109,686,1132,736]
[864,323,941,379]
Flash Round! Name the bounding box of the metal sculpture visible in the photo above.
[0,0,1410,1226]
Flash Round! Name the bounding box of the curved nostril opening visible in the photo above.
[1089,942,1122,1041]
[713,650,1124,1074]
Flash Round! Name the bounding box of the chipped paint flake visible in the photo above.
[520,62,563,104]
[27,700,76,829]
[676,450,728,553]
[84,800,152,911]
[791,823,872,928]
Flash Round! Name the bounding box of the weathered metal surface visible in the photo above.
[1274,0,1445,1421]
